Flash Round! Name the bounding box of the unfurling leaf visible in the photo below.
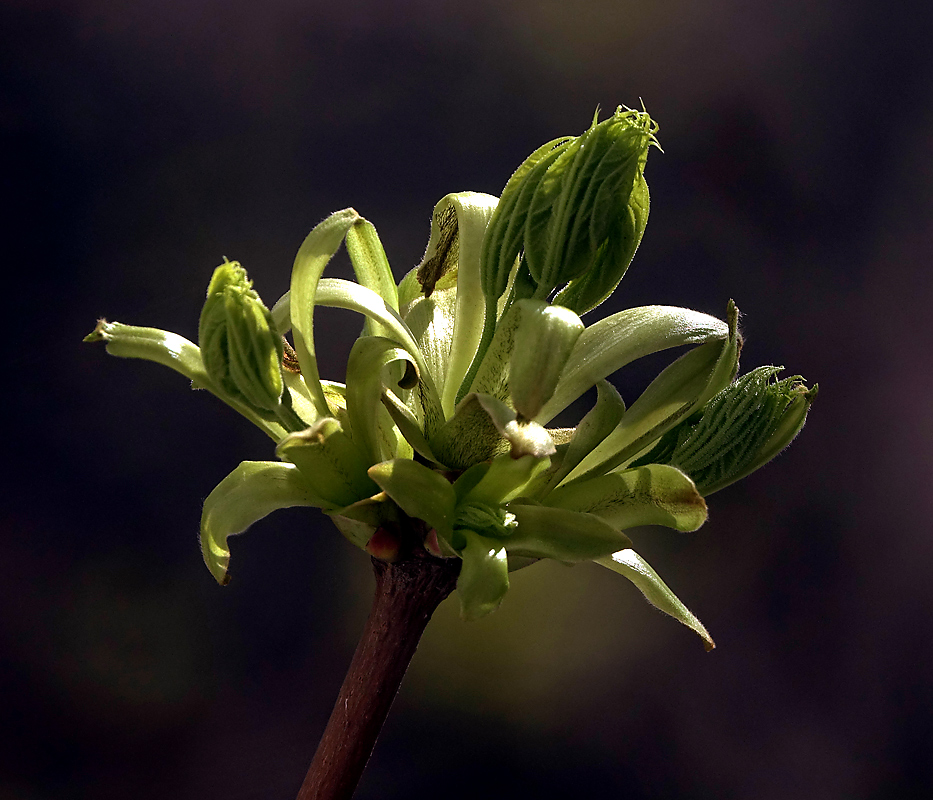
[631,366,817,494]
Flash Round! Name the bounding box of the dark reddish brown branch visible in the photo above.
[296,549,460,800]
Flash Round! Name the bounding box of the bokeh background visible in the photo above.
[3,1,932,798]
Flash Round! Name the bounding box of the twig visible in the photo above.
[296,545,460,800]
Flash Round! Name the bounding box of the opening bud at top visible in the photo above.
[481,105,659,312]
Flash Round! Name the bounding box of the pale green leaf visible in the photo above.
[346,218,399,308]
[289,209,360,418]
[368,459,457,540]
[402,285,458,410]
[315,278,444,435]
[275,278,445,436]
[416,193,499,416]
[380,388,439,464]
[345,218,399,338]
[506,504,633,561]
[565,304,740,481]
[84,320,286,441]
[84,319,207,383]
[509,301,584,420]
[466,451,552,507]
[275,417,378,508]
[538,379,625,495]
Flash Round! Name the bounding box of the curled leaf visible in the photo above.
[200,461,323,585]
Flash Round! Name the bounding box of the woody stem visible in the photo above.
[295,547,460,800]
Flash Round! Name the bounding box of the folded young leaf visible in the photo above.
[481,137,573,303]
[199,260,285,416]
[456,531,510,621]
[595,549,714,651]
[546,464,707,531]
[630,367,817,495]
[538,305,730,425]
[368,459,458,542]
[276,418,378,509]
[200,461,323,585]
[553,171,649,315]
[523,110,655,298]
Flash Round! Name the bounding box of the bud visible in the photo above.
[631,366,817,494]
[481,106,658,310]
[198,259,285,415]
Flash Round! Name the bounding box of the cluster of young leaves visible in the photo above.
[85,106,814,648]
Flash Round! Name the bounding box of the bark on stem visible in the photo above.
[296,549,460,800]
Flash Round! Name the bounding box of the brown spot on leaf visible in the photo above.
[417,203,459,298]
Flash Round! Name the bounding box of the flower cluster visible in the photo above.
[86,107,815,647]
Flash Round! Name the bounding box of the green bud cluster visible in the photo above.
[85,104,814,645]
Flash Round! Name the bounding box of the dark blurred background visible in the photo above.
[3,1,931,798]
